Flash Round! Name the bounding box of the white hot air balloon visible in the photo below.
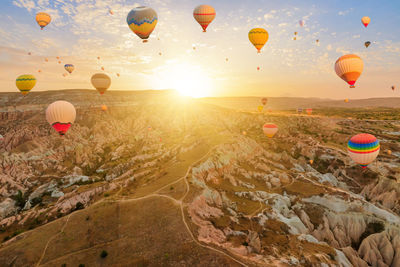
[46,101,76,136]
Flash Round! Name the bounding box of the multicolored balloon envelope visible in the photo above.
[64,64,75,74]
[16,74,36,95]
[46,101,76,136]
[335,54,363,88]
[306,108,312,115]
[127,6,157,42]
[263,123,278,138]
[361,16,370,27]
[36,12,51,30]
[91,73,111,95]
[347,133,380,168]
[193,5,216,32]
[249,28,269,53]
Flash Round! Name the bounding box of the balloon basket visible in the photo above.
[143,40,148,43]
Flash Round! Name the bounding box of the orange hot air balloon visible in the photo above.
[344,99,349,103]
[193,5,216,32]
[62,73,67,77]
[38,70,42,73]
[261,97,268,105]
[242,131,247,136]
[58,61,61,64]
[335,54,363,88]
[309,159,314,164]
[116,73,120,77]
[387,149,392,155]
[263,123,278,138]
[249,28,269,53]
[56,56,60,59]
[109,10,114,15]
[45,58,48,62]
[36,12,51,30]
[101,105,108,111]
[101,67,105,71]
[306,108,312,115]
[361,16,370,27]
[97,56,100,60]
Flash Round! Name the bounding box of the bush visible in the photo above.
[75,202,84,211]
[100,250,108,258]
[78,264,85,267]
[13,190,26,209]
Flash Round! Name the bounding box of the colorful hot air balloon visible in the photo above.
[91,73,111,95]
[347,133,379,168]
[249,28,269,53]
[64,64,74,74]
[261,97,268,105]
[299,20,305,27]
[365,41,371,48]
[263,123,278,138]
[36,12,51,30]
[335,54,363,88]
[361,16,370,27]
[127,6,158,42]
[16,75,36,95]
[306,108,312,115]
[101,105,108,111]
[46,101,76,136]
[193,5,216,32]
[257,105,264,112]
[297,108,303,114]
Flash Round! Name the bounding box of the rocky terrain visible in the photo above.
[0,90,399,266]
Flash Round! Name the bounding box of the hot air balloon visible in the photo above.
[225,58,228,62]
[16,75,36,95]
[309,159,314,164]
[347,133,379,168]
[306,108,312,115]
[344,99,349,103]
[64,64,74,74]
[335,54,363,88]
[293,37,297,41]
[62,73,67,77]
[242,131,247,135]
[365,41,371,48]
[257,105,264,112]
[387,150,392,155]
[299,20,305,27]
[38,70,41,73]
[91,73,111,95]
[297,108,303,114]
[56,56,60,59]
[159,52,162,56]
[261,97,268,105]
[116,73,120,77]
[46,101,76,136]
[263,123,278,138]
[109,10,114,15]
[45,58,48,62]
[257,66,260,71]
[97,56,100,60]
[127,6,158,42]
[193,5,216,32]
[28,52,32,56]
[101,67,105,71]
[58,61,61,64]
[294,31,298,35]
[316,39,319,44]
[101,105,108,111]
[361,16,370,27]
[391,86,395,91]
[249,28,269,53]
[36,12,51,30]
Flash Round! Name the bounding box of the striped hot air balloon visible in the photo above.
[127,6,157,42]
[91,73,111,95]
[263,123,278,138]
[249,28,269,53]
[46,101,76,136]
[64,64,75,74]
[16,75,36,95]
[193,5,216,32]
[36,12,51,30]
[347,133,380,168]
[335,54,363,88]
[306,108,312,115]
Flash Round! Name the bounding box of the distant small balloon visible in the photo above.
[58,61,61,64]
[309,159,314,164]
[257,105,263,112]
[299,20,305,27]
[101,67,105,71]
[263,123,278,138]
[257,66,260,71]
[306,108,312,115]
[97,56,100,60]
[365,41,371,48]
[361,16,370,27]
[56,56,60,59]
[387,150,392,155]
[109,10,114,15]
[391,85,395,91]
[28,52,32,55]
[38,70,41,73]
[45,58,48,62]
[101,105,108,111]
[116,73,120,77]
[159,52,162,56]
[294,31,298,35]
[242,131,247,135]
[344,99,349,103]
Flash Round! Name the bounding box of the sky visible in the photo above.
[0,0,400,99]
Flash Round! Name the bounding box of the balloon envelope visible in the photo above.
[365,41,371,48]
[347,133,379,168]
[361,16,370,27]
[335,54,363,88]
[299,20,305,27]
[249,28,269,53]
[261,97,268,105]
[64,64,74,73]
[36,12,51,30]
[193,5,216,32]
[257,105,263,112]
[16,74,36,95]
[46,101,76,136]
[306,108,312,115]
[263,123,278,138]
[127,6,157,41]
[91,73,111,95]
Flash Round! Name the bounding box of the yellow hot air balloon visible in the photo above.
[127,6,158,42]
[36,12,51,30]
[193,5,216,32]
[16,75,36,96]
[335,54,363,88]
[257,105,264,112]
[249,28,269,53]
[91,73,111,95]
[361,16,370,27]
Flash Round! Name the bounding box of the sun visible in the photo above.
[154,62,214,98]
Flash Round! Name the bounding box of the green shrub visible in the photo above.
[100,250,108,258]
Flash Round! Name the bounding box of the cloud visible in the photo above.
[12,0,36,11]
[338,8,353,16]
